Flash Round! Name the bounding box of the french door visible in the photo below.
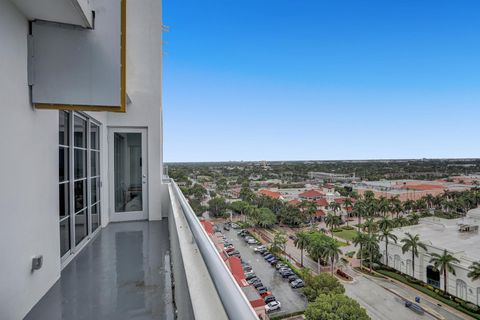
[108,128,148,221]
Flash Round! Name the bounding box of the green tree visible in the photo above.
[270,231,287,255]
[325,213,341,237]
[207,197,228,217]
[401,233,428,277]
[256,207,276,228]
[429,249,460,295]
[378,216,394,231]
[294,231,310,267]
[467,261,480,282]
[363,233,380,272]
[305,294,370,320]
[323,241,342,275]
[302,273,345,302]
[378,228,397,266]
[353,232,367,269]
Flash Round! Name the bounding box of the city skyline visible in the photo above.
[164,0,480,162]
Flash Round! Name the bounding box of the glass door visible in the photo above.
[109,128,148,221]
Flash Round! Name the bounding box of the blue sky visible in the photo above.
[163,0,480,162]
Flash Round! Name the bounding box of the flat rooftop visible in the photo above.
[392,208,480,264]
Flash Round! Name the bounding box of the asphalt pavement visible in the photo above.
[224,228,307,316]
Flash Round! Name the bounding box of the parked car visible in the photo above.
[265,255,276,261]
[278,267,291,274]
[237,230,246,236]
[257,287,268,296]
[254,245,266,252]
[227,250,240,257]
[256,285,267,293]
[275,263,287,270]
[231,223,240,229]
[247,238,258,245]
[282,271,295,278]
[244,266,253,273]
[264,295,276,304]
[262,251,271,256]
[245,273,256,281]
[225,247,235,253]
[253,282,264,289]
[269,259,278,265]
[223,225,230,231]
[260,291,272,298]
[290,279,304,288]
[264,254,274,260]
[247,277,259,285]
[265,301,281,312]
[288,275,299,282]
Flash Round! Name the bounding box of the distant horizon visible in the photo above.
[165,157,480,164]
[164,0,480,162]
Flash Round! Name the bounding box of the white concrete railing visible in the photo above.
[163,179,258,320]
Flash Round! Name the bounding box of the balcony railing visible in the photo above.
[163,178,258,320]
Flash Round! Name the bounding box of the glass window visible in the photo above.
[59,111,69,145]
[60,218,70,256]
[74,210,87,245]
[91,124,99,150]
[74,149,86,179]
[91,150,100,177]
[59,183,69,218]
[74,180,86,213]
[91,203,100,232]
[74,116,87,148]
[59,147,69,182]
[91,177,99,204]
[60,111,101,259]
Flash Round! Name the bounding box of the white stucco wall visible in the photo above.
[0,0,163,318]
[0,1,60,318]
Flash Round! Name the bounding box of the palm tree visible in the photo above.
[353,201,365,231]
[401,233,428,277]
[270,231,287,256]
[324,213,340,237]
[343,197,353,226]
[308,239,326,273]
[294,231,309,267]
[363,218,377,234]
[429,249,460,295]
[363,233,379,272]
[467,261,480,282]
[353,232,367,269]
[379,228,397,266]
[323,241,342,275]
[329,202,341,216]
[378,216,394,232]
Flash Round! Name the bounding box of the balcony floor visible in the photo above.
[26,220,174,320]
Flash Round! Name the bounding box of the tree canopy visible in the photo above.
[305,293,370,320]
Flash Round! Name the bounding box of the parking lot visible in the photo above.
[224,228,307,316]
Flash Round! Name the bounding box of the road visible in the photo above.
[224,228,307,316]
[257,226,467,320]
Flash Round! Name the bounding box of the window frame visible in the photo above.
[60,111,102,264]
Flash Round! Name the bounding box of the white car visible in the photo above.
[265,300,281,312]
[254,245,266,252]
[247,238,258,245]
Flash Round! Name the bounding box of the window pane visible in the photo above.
[59,183,69,218]
[74,149,86,179]
[114,132,143,212]
[59,147,69,182]
[91,203,100,232]
[74,210,87,245]
[59,111,69,145]
[91,177,100,204]
[74,116,87,148]
[60,218,70,256]
[91,124,99,150]
[91,150,99,176]
[74,180,86,212]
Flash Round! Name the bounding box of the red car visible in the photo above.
[260,291,272,298]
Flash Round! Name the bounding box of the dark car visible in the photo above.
[245,273,257,281]
[253,282,264,289]
[247,277,259,285]
[269,259,278,265]
[257,287,268,295]
[282,271,295,278]
[223,225,230,231]
[264,295,276,304]
[244,266,253,273]
[278,268,291,275]
[264,254,274,260]
[265,255,276,261]
[275,263,287,270]
[262,251,271,256]
[288,275,299,282]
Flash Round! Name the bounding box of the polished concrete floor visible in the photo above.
[26,220,174,320]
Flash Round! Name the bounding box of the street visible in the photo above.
[224,228,308,316]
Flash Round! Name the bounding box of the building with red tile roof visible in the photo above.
[288,199,301,206]
[315,198,329,207]
[258,189,283,200]
[299,189,323,200]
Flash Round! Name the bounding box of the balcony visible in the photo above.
[25,180,258,320]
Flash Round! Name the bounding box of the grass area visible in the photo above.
[376,268,480,319]
[333,228,357,241]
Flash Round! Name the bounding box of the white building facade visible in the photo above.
[0,0,163,318]
[384,219,480,307]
